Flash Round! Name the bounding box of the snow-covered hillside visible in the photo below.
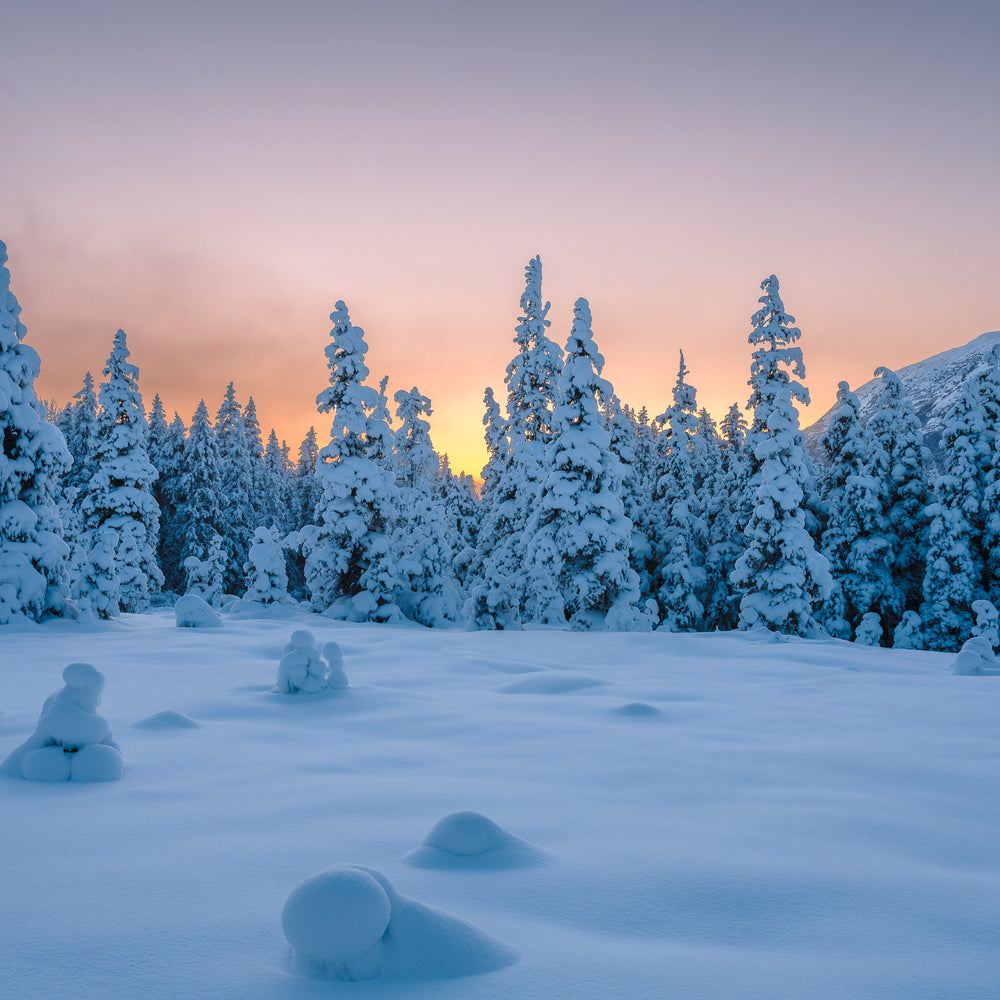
[805,329,1000,462]
[2,610,999,999]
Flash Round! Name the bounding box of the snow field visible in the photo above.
[1,610,999,999]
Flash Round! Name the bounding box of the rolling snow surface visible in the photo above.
[1,609,998,999]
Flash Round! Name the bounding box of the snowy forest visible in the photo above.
[2,242,997,653]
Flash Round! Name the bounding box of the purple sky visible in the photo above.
[2,0,997,474]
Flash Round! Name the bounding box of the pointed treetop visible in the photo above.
[519,256,551,328]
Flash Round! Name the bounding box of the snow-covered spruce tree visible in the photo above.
[183,531,228,606]
[155,411,189,591]
[920,385,987,651]
[176,400,225,573]
[437,455,481,587]
[60,371,99,494]
[390,387,462,626]
[702,402,749,630]
[653,352,706,631]
[976,348,1000,603]
[524,298,649,630]
[0,241,72,623]
[866,366,929,617]
[243,525,289,604]
[301,302,403,622]
[262,429,292,534]
[467,257,562,627]
[214,383,255,595]
[604,395,656,603]
[818,382,892,642]
[730,276,831,636]
[76,329,163,616]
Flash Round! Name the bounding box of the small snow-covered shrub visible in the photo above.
[277,630,330,693]
[854,613,882,646]
[971,599,999,652]
[243,526,288,604]
[174,594,222,628]
[953,636,1000,676]
[892,610,923,649]
[1,663,123,782]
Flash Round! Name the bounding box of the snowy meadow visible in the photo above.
[2,609,999,1000]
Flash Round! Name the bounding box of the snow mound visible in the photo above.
[953,637,1000,676]
[406,810,547,870]
[174,595,222,628]
[1,663,123,782]
[616,701,662,717]
[499,673,607,695]
[282,865,515,981]
[132,710,200,730]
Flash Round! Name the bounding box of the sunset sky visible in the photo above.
[2,0,997,475]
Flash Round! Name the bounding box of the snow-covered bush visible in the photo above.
[854,613,882,646]
[1,663,123,782]
[970,599,999,652]
[952,636,1000,676]
[243,526,289,604]
[174,593,222,628]
[277,630,337,693]
[893,610,923,649]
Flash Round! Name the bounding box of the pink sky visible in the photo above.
[3,0,997,476]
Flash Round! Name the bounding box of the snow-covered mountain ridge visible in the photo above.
[804,329,1000,463]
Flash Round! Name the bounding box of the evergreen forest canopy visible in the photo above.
[2,241,997,653]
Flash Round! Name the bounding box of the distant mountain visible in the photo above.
[804,330,1000,466]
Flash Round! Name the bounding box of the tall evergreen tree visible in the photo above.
[0,240,72,623]
[301,301,403,621]
[215,383,254,594]
[654,352,706,631]
[920,386,987,650]
[731,276,831,635]
[818,382,892,641]
[177,400,225,572]
[467,257,562,626]
[524,298,649,630]
[76,329,163,615]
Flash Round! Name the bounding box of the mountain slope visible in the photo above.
[804,329,1000,464]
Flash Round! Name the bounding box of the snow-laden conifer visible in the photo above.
[866,366,929,618]
[467,258,562,627]
[215,384,255,594]
[654,352,706,631]
[0,242,72,623]
[302,302,403,622]
[177,400,225,571]
[731,276,831,635]
[524,298,649,630]
[818,382,892,641]
[390,387,461,626]
[76,330,162,615]
[920,386,987,650]
[243,525,289,604]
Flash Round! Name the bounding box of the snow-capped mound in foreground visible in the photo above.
[406,810,547,870]
[281,864,516,981]
[174,594,221,628]
[132,710,200,730]
[953,637,1000,675]
[1,663,123,781]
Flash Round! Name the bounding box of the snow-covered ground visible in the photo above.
[2,609,998,999]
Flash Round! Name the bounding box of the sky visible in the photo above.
[2,0,997,475]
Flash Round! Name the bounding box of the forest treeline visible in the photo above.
[2,244,996,652]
